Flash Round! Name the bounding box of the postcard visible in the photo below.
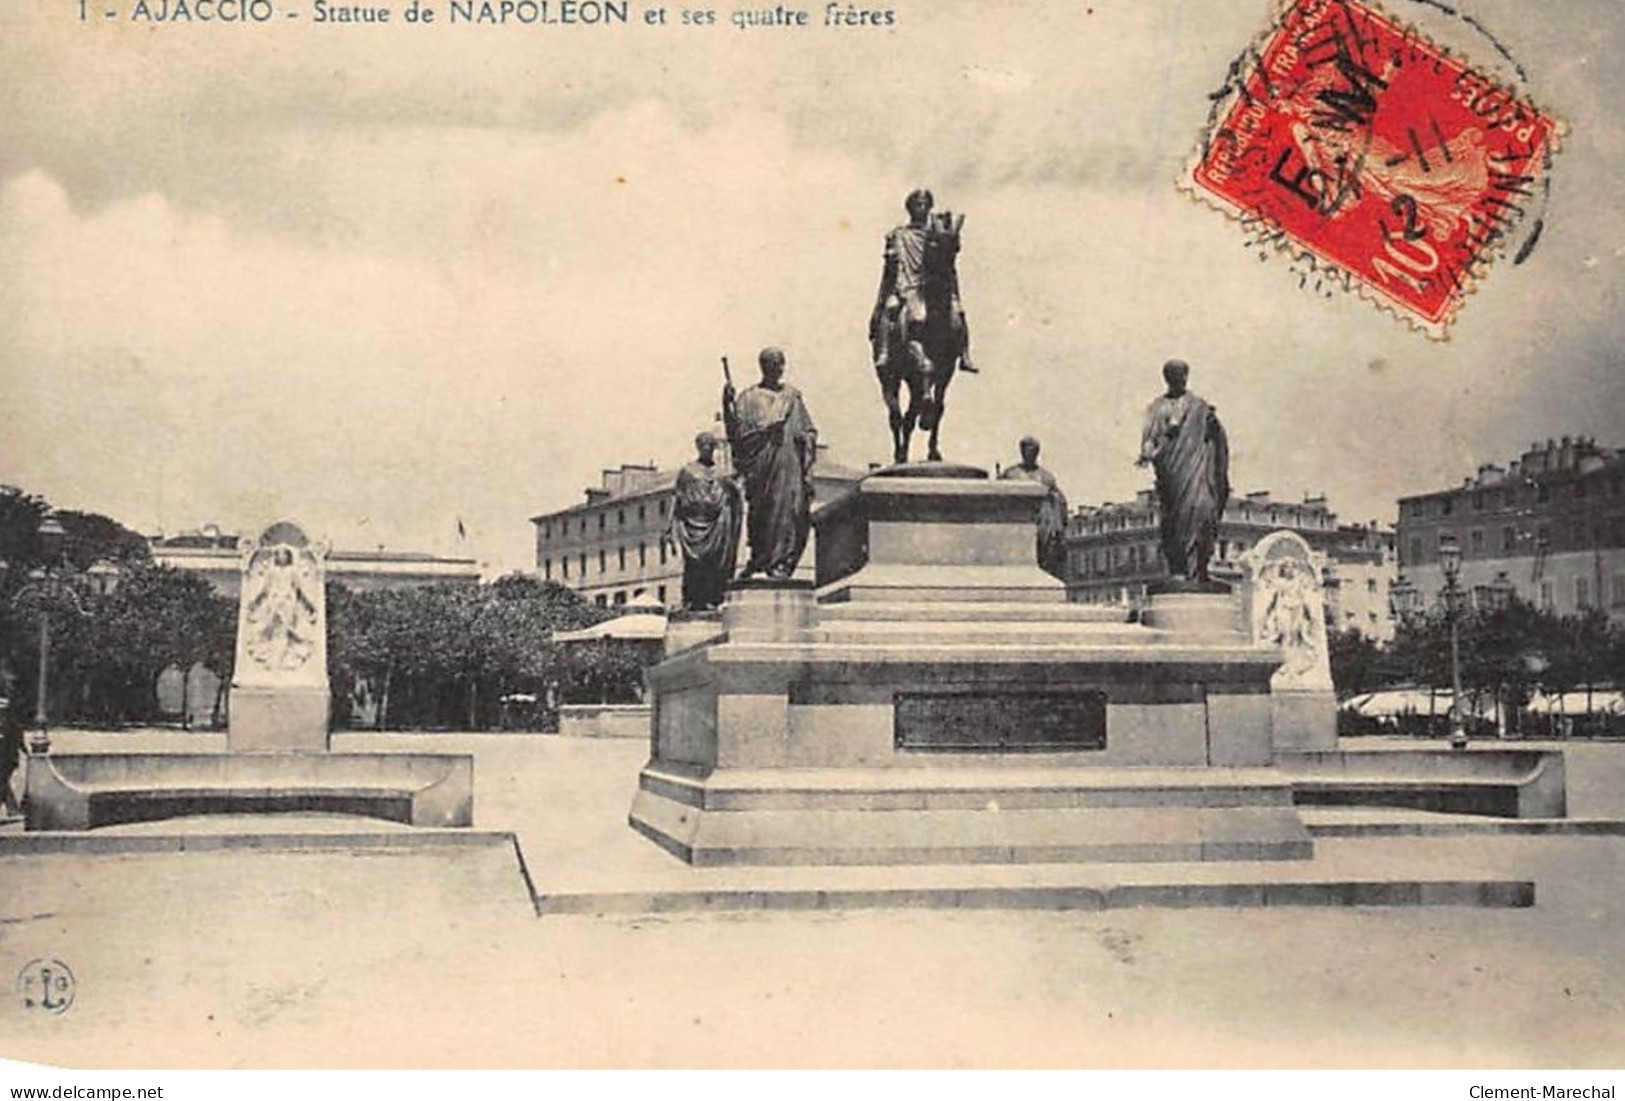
[2,0,1622,1072]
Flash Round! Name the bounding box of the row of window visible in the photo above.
[1407,475,1625,519]
[1406,515,1625,564]
[1074,505,1332,537]
[539,498,670,541]
[1534,574,1625,611]
[1072,536,1287,577]
[542,538,675,581]
[1072,542,1161,576]
[590,585,669,608]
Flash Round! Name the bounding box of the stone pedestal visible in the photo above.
[815,463,1063,604]
[665,611,725,657]
[228,686,329,753]
[1140,590,1244,637]
[228,520,333,752]
[721,579,816,641]
[630,465,1312,867]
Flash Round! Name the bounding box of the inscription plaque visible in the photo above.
[894,689,1107,752]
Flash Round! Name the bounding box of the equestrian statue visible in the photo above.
[869,188,977,464]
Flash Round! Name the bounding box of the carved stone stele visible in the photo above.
[229,521,331,752]
[1242,530,1336,752]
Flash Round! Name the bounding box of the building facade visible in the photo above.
[1066,490,1397,640]
[531,434,867,609]
[1322,520,1399,641]
[533,462,685,609]
[151,525,480,598]
[1395,437,1625,624]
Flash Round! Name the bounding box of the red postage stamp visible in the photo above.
[1186,0,1563,337]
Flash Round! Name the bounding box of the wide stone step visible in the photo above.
[814,619,1153,646]
[642,764,1298,812]
[537,863,1533,914]
[818,601,1129,623]
[632,803,1314,867]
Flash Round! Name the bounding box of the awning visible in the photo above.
[1527,690,1624,716]
[551,613,668,642]
[1342,688,1448,717]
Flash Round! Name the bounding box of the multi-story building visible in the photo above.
[1323,520,1399,641]
[1395,437,1625,623]
[534,462,685,609]
[532,432,867,609]
[151,525,480,597]
[1066,489,1397,639]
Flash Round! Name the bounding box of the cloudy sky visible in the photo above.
[2,0,1621,574]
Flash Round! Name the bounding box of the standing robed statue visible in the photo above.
[669,429,742,611]
[999,436,1069,579]
[1137,359,1230,586]
[723,347,819,581]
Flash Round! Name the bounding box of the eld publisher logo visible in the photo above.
[17,958,75,1015]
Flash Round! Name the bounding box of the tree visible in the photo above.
[1385,613,1451,691]
[53,510,151,570]
[1544,609,1616,732]
[1461,596,1552,737]
[0,559,234,726]
[559,639,648,705]
[71,564,233,725]
[0,488,159,719]
[0,486,50,574]
[1328,628,1384,697]
[324,575,615,730]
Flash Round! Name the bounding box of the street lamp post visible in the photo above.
[26,515,69,756]
[1438,532,1468,751]
[1388,576,1418,625]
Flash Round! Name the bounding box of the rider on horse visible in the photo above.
[869,188,977,376]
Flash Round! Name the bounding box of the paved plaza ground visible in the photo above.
[2,732,1623,1069]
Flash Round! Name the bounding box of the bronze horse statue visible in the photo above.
[874,211,965,464]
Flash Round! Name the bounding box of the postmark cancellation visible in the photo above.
[1185,0,1564,338]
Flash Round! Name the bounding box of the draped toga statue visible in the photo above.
[669,431,742,610]
[723,347,819,581]
[1137,359,1230,586]
[999,436,1069,579]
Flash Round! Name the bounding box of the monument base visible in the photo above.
[1271,690,1339,752]
[633,468,1303,868]
[630,763,1312,866]
[229,685,329,752]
